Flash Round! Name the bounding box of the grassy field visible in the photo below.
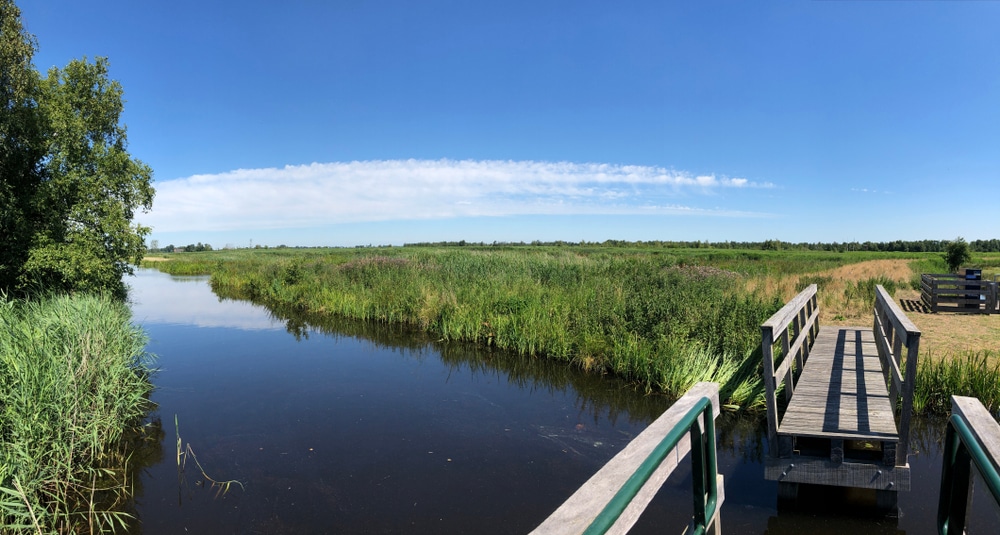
[144,245,1000,415]
[0,295,157,534]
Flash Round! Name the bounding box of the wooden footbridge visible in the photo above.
[532,284,1000,534]
[761,284,918,505]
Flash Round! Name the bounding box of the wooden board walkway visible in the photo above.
[762,284,920,500]
[778,326,898,441]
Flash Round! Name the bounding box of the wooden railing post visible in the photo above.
[873,285,920,467]
[760,284,818,460]
[762,325,778,457]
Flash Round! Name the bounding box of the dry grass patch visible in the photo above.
[895,287,1000,359]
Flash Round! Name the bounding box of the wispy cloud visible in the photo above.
[142,159,774,232]
[851,187,893,195]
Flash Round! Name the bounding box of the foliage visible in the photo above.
[148,247,787,408]
[913,351,1000,415]
[944,237,972,273]
[0,3,153,298]
[0,293,157,533]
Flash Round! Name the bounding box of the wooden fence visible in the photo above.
[760,284,819,456]
[920,274,998,314]
[873,285,921,466]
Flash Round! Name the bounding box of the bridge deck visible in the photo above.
[778,326,898,442]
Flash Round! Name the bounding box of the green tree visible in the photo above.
[944,236,971,273]
[0,0,46,293]
[0,2,153,298]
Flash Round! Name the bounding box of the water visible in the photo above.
[126,269,1000,533]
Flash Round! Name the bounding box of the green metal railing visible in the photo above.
[937,412,1000,534]
[583,396,718,535]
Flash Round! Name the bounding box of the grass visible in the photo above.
[145,245,1000,417]
[914,350,1000,415]
[0,294,156,534]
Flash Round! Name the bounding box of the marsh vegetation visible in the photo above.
[0,295,157,533]
[145,244,1000,416]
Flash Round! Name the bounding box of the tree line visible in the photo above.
[404,238,1000,253]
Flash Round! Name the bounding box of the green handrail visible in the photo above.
[583,396,717,535]
[937,413,1000,534]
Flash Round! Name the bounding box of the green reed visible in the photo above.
[913,350,1000,415]
[150,247,788,409]
[0,294,156,534]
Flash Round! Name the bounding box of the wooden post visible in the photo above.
[898,329,919,466]
[762,325,778,457]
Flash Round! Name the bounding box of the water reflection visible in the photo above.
[124,269,1000,534]
[129,269,283,330]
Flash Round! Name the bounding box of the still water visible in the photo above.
[127,269,998,533]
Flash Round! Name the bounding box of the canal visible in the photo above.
[127,268,998,533]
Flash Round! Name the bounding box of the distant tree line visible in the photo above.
[403,238,1000,253]
[151,242,212,253]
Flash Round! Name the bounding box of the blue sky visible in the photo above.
[19,1,1000,247]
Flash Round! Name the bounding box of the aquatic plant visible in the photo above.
[174,415,244,499]
[0,294,156,533]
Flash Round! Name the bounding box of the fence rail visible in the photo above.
[921,274,998,314]
[531,382,722,535]
[761,284,819,455]
[938,396,1000,534]
[873,285,920,466]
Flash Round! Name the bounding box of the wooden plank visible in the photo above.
[875,287,918,346]
[776,327,899,441]
[762,284,817,334]
[765,456,910,491]
[530,382,721,535]
[951,396,1000,476]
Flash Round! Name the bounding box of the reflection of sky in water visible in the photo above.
[128,268,282,330]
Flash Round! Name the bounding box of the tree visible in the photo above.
[0,0,46,293]
[0,3,153,298]
[944,237,971,273]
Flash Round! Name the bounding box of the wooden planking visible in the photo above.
[530,382,721,535]
[951,396,1000,474]
[778,327,899,441]
[765,456,910,491]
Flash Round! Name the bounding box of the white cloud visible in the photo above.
[141,159,773,232]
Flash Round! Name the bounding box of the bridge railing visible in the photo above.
[530,382,722,535]
[938,396,1000,534]
[873,285,920,466]
[761,284,819,455]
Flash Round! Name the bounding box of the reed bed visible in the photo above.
[0,294,156,534]
[914,350,1000,416]
[151,247,795,408]
[148,246,1000,417]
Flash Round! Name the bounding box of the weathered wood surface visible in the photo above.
[765,456,909,490]
[921,273,998,314]
[951,396,1000,474]
[762,284,819,456]
[873,285,919,465]
[777,327,899,441]
[530,382,722,535]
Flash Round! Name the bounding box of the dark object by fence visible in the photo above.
[921,273,998,314]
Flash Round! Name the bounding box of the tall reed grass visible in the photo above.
[0,294,156,533]
[153,247,993,417]
[153,248,783,409]
[913,350,1000,415]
